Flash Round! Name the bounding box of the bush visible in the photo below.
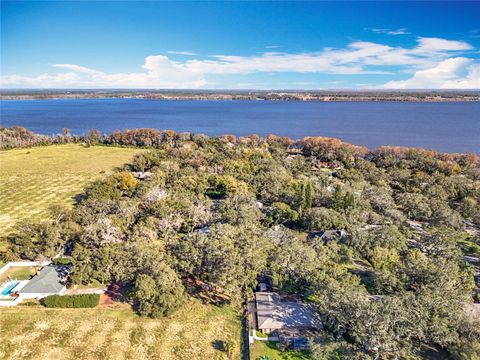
[52,257,73,265]
[20,300,41,306]
[43,294,100,308]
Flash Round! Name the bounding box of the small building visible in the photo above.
[132,171,154,180]
[307,229,346,243]
[18,265,69,299]
[198,226,210,235]
[255,292,322,334]
[319,161,344,170]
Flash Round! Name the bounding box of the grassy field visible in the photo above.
[0,144,143,233]
[0,145,245,359]
[0,299,242,360]
[250,341,311,360]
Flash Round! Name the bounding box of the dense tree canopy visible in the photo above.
[3,128,480,358]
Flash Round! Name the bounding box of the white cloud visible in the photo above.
[186,51,367,75]
[1,37,478,89]
[1,56,206,88]
[415,37,472,52]
[265,45,280,49]
[0,73,81,87]
[167,51,198,56]
[384,57,480,89]
[388,29,410,36]
[52,64,101,75]
[368,28,410,36]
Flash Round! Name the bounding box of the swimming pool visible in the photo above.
[1,281,20,296]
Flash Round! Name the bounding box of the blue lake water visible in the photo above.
[1,99,479,153]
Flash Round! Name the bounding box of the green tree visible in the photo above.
[9,221,63,260]
[269,202,299,225]
[133,262,185,318]
[302,180,313,210]
[304,207,347,231]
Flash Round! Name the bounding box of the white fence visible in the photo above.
[0,261,51,277]
[0,297,23,307]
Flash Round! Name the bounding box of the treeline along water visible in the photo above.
[1,99,479,153]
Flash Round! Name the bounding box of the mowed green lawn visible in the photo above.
[0,300,243,360]
[250,341,311,360]
[0,144,143,233]
[0,266,41,283]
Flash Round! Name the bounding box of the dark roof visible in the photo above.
[307,230,345,242]
[293,338,309,346]
[18,266,66,294]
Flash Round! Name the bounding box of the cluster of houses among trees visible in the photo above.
[2,89,480,102]
[1,126,479,358]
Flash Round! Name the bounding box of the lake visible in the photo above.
[1,99,479,153]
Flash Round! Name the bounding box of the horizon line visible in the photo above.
[1,88,480,92]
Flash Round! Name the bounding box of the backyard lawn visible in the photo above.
[0,144,143,233]
[0,299,243,360]
[250,341,311,360]
[0,266,40,284]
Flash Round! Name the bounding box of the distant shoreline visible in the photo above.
[2,98,479,103]
[1,90,479,102]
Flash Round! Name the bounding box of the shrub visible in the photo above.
[206,175,249,199]
[114,171,139,191]
[20,301,40,307]
[43,294,100,308]
[52,257,73,265]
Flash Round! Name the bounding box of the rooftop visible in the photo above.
[307,230,346,242]
[18,266,68,294]
[255,292,322,331]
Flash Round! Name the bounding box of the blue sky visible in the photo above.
[1,1,479,89]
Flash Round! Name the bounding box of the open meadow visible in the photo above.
[0,144,245,360]
[0,144,143,234]
[0,299,243,360]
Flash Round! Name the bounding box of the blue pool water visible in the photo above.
[1,281,20,295]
